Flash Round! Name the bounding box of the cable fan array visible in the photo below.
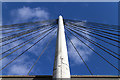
[64,19,119,74]
[0,19,119,75]
[1,19,57,74]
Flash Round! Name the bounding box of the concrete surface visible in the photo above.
[0,75,119,80]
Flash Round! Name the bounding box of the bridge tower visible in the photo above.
[53,15,71,79]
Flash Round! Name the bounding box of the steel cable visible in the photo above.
[0,27,56,72]
[65,28,120,72]
[68,22,119,37]
[66,24,120,43]
[27,30,57,75]
[0,27,55,60]
[0,23,55,43]
[65,24,120,48]
[0,25,54,47]
[66,26,120,59]
[65,19,119,30]
[66,33,93,75]
[67,23,119,40]
[0,26,55,56]
[2,19,56,28]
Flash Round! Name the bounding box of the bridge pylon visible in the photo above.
[53,15,71,79]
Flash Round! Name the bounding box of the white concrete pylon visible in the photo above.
[53,15,70,78]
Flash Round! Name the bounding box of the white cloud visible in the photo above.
[3,54,34,75]
[67,22,92,65]
[1,27,56,75]
[10,7,49,24]
[1,6,55,75]
[8,65,29,75]
[68,37,92,65]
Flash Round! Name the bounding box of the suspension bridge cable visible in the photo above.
[2,29,28,34]
[81,24,119,32]
[67,23,119,40]
[1,25,32,31]
[0,27,56,72]
[1,27,42,42]
[0,23,55,43]
[66,26,120,59]
[0,27,55,60]
[27,30,57,75]
[1,23,54,40]
[2,20,56,33]
[66,33,93,75]
[68,20,119,32]
[67,24,120,43]
[66,25,120,55]
[0,26,54,56]
[68,22,119,37]
[0,25,54,47]
[0,20,56,33]
[1,25,39,31]
[65,21,119,33]
[89,24,119,32]
[2,19,56,28]
[0,28,18,31]
[88,22,119,29]
[2,26,40,34]
[65,27,120,72]
[65,24,120,48]
[66,19,119,30]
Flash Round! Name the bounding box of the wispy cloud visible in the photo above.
[1,28,57,75]
[67,22,92,65]
[2,52,35,75]
[67,37,92,65]
[8,65,29,75]
[1,6,52,75]
[10,7,49,24]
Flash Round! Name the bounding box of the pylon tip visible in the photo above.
[59,15,63,18]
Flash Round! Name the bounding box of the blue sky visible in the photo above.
[2,2,118,25]
[1,2,119,75]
